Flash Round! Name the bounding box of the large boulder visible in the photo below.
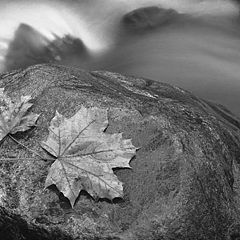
[121,6,181,32]
[0,64,240,239]
[4,24,53,72]
[4,24,89,72]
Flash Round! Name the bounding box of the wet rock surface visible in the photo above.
[0,64,240,239]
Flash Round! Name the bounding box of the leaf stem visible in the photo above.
[0,157,40,161]
[9,135,43,158]
[0,157,54,162]
[8,135,54,162]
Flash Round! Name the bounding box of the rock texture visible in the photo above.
[0,64,240,239]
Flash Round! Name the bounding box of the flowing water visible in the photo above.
[1,0,240,116]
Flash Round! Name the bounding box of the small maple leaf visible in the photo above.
[41,106,137,207]
[0,88,39,141]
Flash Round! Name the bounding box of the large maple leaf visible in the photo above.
[41,106,137,207]
[0,88,39,141]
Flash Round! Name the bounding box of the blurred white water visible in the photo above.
[0,0,240,115]
[0,0,237,53]
[96,15,240,115]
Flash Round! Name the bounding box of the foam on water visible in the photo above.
[0,1,108,52]
[117,0,238,15]
[0,0,238,54]
[0,0,240,115]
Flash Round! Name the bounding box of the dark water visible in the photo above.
[1,0,240,116]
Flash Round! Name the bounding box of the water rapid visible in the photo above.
[0,0,240,116]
